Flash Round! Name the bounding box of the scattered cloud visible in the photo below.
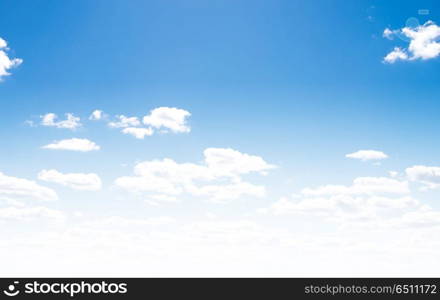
[346,150,388,161]
[122,127,154,139]
[383,21,440,63]
[108,115,140,128]
[143,107,191,133]
[115,148,275,202]
[41,113,81,130]
[0,172,57,201]
[406,165,440,190]
[38,169,102,191]
[89,110,104,121]
[0,37,23,80]
[383,28,395,40]
[42,138,100,152]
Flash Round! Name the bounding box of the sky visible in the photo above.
[1,0,440,276]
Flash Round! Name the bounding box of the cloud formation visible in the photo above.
[38,169,102,191]
[143,107,191,133]
[121,127,154,139]
[41,113,81,130]
[406,165,440,190]
[0,172,57,201]
[259,175,418,226]
[89,110,104,121]
[108,115,140,128]
[42,138,100,152]
[0,37,22,80]
[115,148,275,203]
[383,21,440,63]
[346,150,388,161]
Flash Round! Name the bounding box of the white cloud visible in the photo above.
[0,172,57,201]
[122,127,154,139]
[261,195,418,219]
[41,113,81,130]
[383,47,408,63]
[143,107,191,133]
[115,148,274,202]
[346,150,388,161]
[384,21,440,63]
[406,165,440,190]
[383,28,395,40]
[391,206,440,228]
[108,115,140,128]
[186,181,266,203]
[0,206,65,222]
[301,177,409,196]
[0,37,23,80]
[89,110,104,121]
[259,175,415,225]
[38,169,102,191]
[42,138,100,152]
[204,148,276,177]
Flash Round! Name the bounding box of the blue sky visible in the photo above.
[1,0,440,276]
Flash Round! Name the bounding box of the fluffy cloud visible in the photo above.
[115,148,275,202]
[38,169,102,191]
[122,127,154,139]
[0,37,22,80]
[105,107,191,139]
[42,138,100,152]
[0,172,57,201]
[406,165,440,190]
[143,107,191,133]
[383,47,409,63]
[259,176,414,224]
[345,150,388,161]
[41,113,81,130]
[89,110,104,121]
[108,115,140,128]
[383,21,440,63]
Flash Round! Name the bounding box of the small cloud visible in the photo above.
[389,171,399,178]
[108,115,140,128]
[383,28,395,40]
[345,150,388,161]
[121,127,154,139]
[40,113,81,130]
[143,107,191,133]
[42,138,100,152]
[383,47,408,63]
[89,110,104,121]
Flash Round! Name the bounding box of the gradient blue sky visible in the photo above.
[1,0,440,276]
